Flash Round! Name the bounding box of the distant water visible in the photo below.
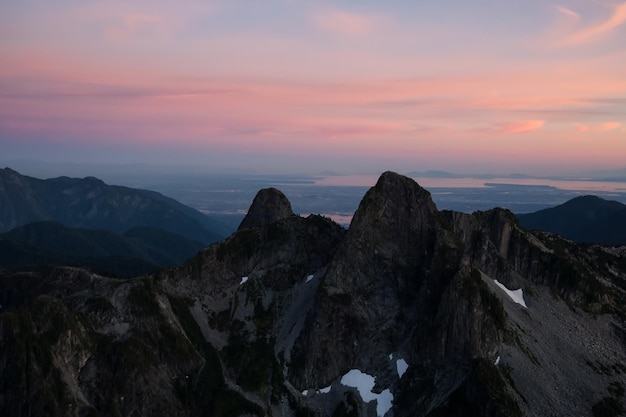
[314,175,626,192]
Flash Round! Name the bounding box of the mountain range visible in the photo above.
[0,167,229,244]
[0,167,232,275]
[1,171,625,416]
[517,195,626,246]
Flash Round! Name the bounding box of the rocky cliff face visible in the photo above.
[1,171,625,417]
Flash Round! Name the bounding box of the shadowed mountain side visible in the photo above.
[0,167,229,244]
[0,221,205,276]
[1,172,625,417]
[517,195,626,245]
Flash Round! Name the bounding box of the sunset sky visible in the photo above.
[1,0,625,175]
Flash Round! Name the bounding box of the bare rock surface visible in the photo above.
[1,171,625,417]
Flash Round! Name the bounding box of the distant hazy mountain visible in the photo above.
[517,195,626,245]
[0,221,205,276]
[0,167,229,243]
[405,170,465,178]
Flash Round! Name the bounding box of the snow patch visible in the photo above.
[396,359,408,378]
[302,390,308,396]
[493,280,527,308]
[305,274,314,283]
[319,386,331,394]
[494,355,501,365]
[240,276,249,285]
[340,369,393,417]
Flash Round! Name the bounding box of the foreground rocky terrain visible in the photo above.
[1,171,625,416]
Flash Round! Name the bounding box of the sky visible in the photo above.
[1,0,626,176]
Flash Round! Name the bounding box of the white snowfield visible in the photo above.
[396,359,408,378]
[493,279,527,308]
[305,274,314,283]
[302,357,407,415]
[340,369,393,417]
[239,276,249,285]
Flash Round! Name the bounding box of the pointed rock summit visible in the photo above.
[238,187,294,231]
[350,170,438,233]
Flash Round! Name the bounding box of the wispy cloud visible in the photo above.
[311,9,377,37]
[573,121,623,133]
[490,120,546,134]
[556,5,580,20]
[558,2,626,46]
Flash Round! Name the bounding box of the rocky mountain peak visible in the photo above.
[352,170,438,229]
[238,187,294,231]
[339,171,441,267]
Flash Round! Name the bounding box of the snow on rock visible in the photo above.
[306,274,314,283]
[376,390,393,417]
[319,386,331,393]
[240,276,249,285]
[396,359,408,378]
[494,279,527,308]
[340,369,394,417]
[494,356,501,365]
[302,390,308,396]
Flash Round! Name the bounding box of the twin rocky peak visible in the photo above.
[4,170,623,417]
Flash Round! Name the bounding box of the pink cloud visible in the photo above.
[571,122,624,133]
[559,2,626,45]
[312,10,377,37]
[495,120,545,134]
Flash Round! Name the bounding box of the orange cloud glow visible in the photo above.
[600,121,622,131]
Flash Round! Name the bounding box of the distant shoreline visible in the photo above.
[312,175,626,192]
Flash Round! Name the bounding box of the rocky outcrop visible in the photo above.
[238,187,294,231]
[1,171,625,417]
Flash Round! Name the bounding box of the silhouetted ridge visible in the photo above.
[0,167,227,243]
[238,187,294,231]
[517,195,626,245]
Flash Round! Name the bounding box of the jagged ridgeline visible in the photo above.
[1,171,625,417]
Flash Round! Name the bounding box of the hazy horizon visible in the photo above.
[2,159,626,183]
